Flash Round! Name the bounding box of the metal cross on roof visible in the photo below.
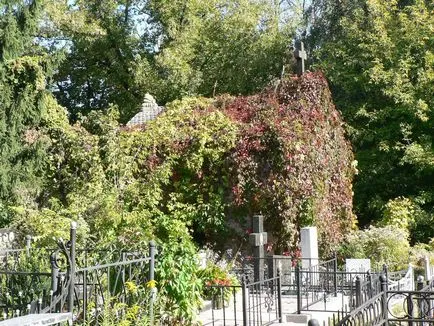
[294,41,307,76]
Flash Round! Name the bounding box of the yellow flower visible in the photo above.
[146,280,157,288]
[125,281,138,294]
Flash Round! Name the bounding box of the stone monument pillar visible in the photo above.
[249,215,268,283]
[300,226,319,269]
[425,256,431,282]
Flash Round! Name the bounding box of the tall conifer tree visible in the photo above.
[0,0,55,216]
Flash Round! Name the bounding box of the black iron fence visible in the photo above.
[0,270,53,318]
[205,264,419,326]
[312,273,434,325]
[387,276,434,325]
[294,258,340,313]
[231,255,339,312]
[0,222,156,325]
[226,256,421,326]
[331,274,388,325]
[0,246,53,319]
[203,275,282,326]
[208,254,381,325]
[72,255,153,324]
[243,275,282,325]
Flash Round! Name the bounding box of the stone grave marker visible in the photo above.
[300,227,319,269]
[346,259,371,280]
[424,256,431,282]
[198,250,207,269]
[294,41,307,76]
[0,229,16,251]
[249,214,267,283]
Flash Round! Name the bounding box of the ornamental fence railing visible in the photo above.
[0,222,156,325]
[309,266,434,326]
[231,255,339,313]
[231,255,388,314]
[203,275,282,326]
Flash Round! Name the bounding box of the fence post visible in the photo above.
[355,276,361,307]
[367,271,373,299]
[380,274,389,326]
[416,275,428,324]
[424,256,431,282]
[242,274,249,326]
[333,252,338,297]
[149,240,156,326]
[296,264,302,314]
[267,255,274,279]
[383,264,388,282]
[277,271,282,322]
[407,292,414,326]
[50,252,59,295]
[68,221,77,314]
[25,235,31,257]
[417,275,425,322]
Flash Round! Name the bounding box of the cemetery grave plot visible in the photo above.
[200,213,420,326]
[200,256,419,326]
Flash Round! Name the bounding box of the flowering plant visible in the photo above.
[205,278,232,287]
[199,263,239,306]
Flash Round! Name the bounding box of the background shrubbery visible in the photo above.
[338,226,410,271]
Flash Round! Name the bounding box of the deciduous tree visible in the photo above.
[311,0,434,238]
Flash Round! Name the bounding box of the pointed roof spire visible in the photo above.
[126,94,163,126]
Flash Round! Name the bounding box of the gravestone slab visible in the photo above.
[0,228,16,251]
[300,227,318,269]
[345,259,371,274]
[286,313,311,324]
[197,250,207,269]
[270,255,297,290]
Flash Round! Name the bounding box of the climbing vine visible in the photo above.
[222,72,356,254]
[120,72,355,255]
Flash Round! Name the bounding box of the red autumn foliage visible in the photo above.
[137,72,355,255]
[220,72,355,254]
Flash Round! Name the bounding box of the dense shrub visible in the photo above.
[380,196,434,245]
[380,197,417,231]
[338,226,410,271]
